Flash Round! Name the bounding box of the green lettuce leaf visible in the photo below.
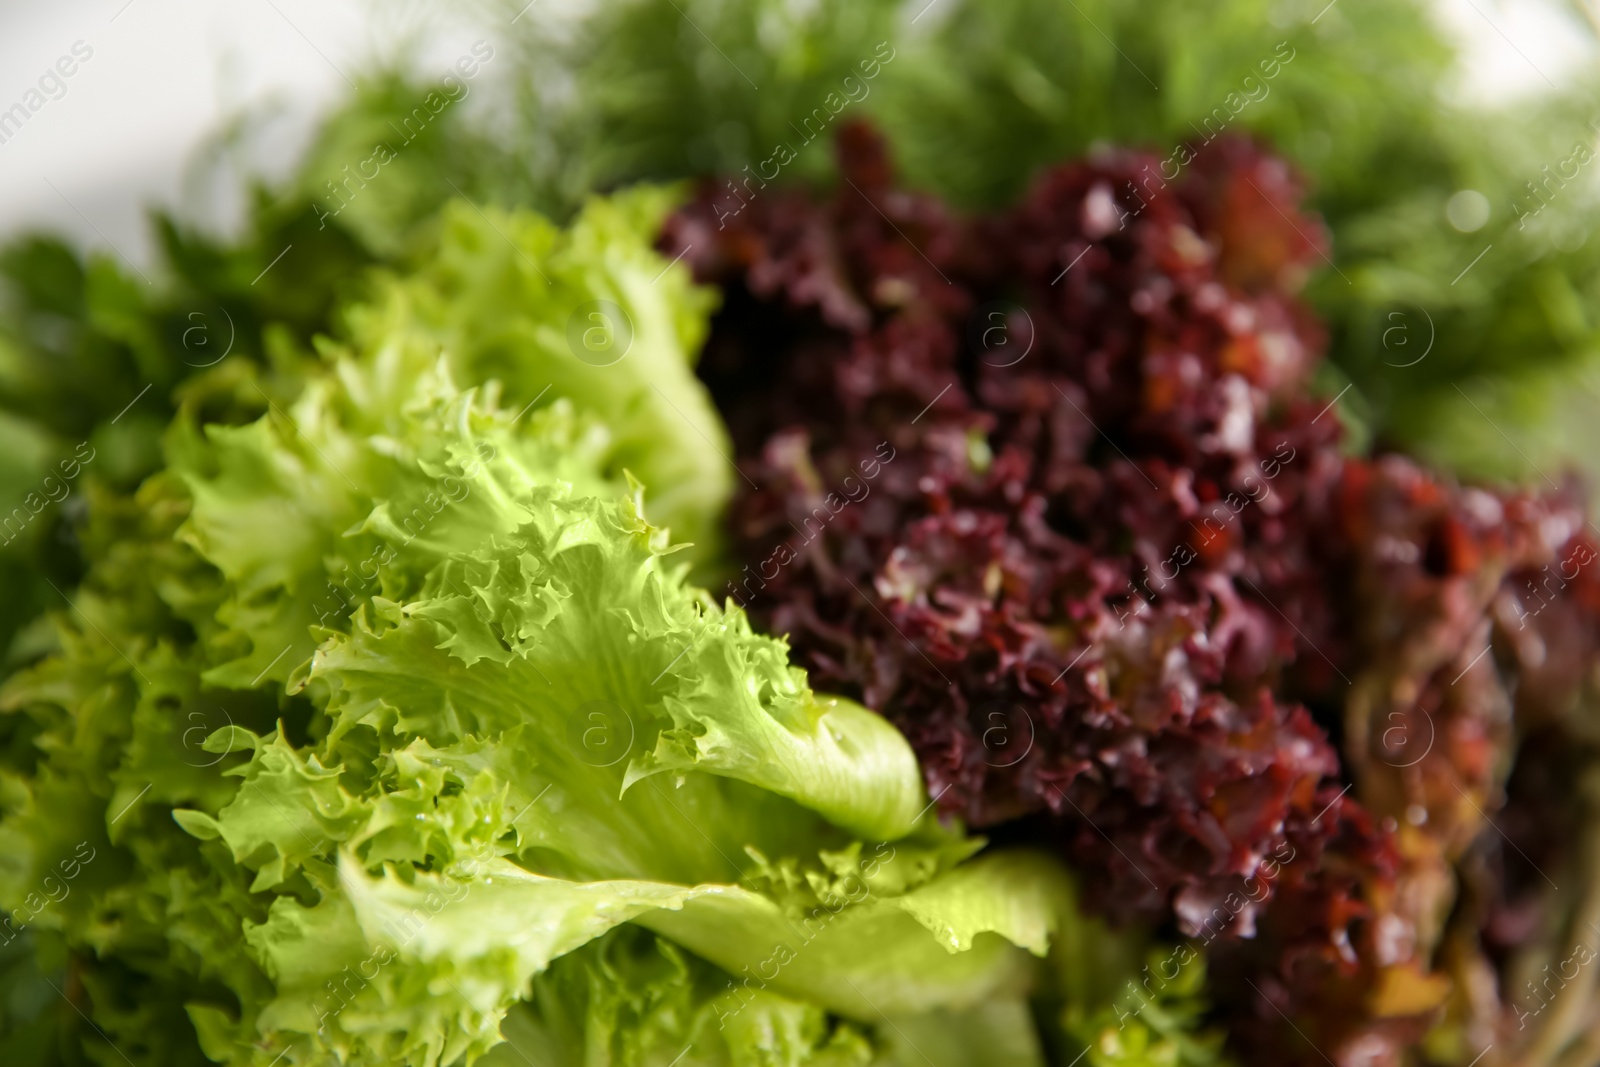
[487,924,1050,1067]
[490,925,880,1067]
[345,186,732,562]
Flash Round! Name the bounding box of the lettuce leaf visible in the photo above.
[491,925,880,1067]
[489,924,1050,1067]
[347,186,732,563]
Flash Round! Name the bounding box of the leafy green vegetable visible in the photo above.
[492,923,1060,1067]
[489,925,880,1067]
[357,187,735,564]
[0,190,1067,1067]
[175,187,730,691]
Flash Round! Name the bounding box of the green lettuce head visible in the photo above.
[0,189,1071,1067]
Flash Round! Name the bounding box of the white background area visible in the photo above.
[0,0,1590,271]
[0,0,499,269]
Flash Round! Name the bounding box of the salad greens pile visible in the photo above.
[0,182,1215,1066]
[3,1,1596,1064]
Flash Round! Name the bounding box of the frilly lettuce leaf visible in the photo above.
[343,185,731,562]
[634,850,1062,1017]
[172,185,729,692]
